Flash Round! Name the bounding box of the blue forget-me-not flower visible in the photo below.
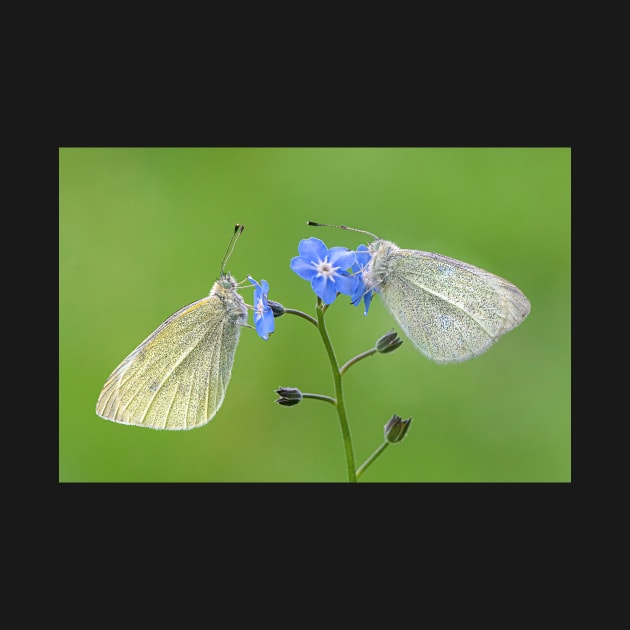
[290,237,357,305]
[248,276,275,340]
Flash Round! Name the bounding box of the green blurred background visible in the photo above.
[59,148,570,482]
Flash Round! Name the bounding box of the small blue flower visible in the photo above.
[350,244,374,315]
[290,237,357,305]
[248,276,274,340]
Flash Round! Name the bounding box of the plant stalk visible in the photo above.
[315,299,356,482]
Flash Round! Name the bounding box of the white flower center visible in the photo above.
[255,296,266,321]
[313,257,339,281]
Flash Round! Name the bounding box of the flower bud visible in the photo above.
[268,300,285,317]
[375,330,403,354]
[384,414,412,443]
[275,387,303,406]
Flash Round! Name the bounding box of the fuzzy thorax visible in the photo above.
[364,240,400,291]
[210,274,248,325]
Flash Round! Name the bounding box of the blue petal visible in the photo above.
[333,272,359,297]
[363,290,373,315]
[328,247,356,270]
[311,275,337,304]
[351,273,374,316]
[248,276,263,305]
[353,245,371,271]
[298,237,328,261]
[290,256,317,280]
[256,308,275,340]
[351,277,366,304]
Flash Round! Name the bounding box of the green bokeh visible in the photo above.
[59,148,570,482]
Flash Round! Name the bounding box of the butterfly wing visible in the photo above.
[96,294,244,430]
[379,249,530,363]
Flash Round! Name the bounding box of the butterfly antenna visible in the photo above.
[221,223,245,274]
[306,220,378,240]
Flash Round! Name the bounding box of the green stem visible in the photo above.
[285,308,318,327]
[356,442,390,479]
[303,393,337,406]
[315,299,356,482]
[339,348,377,376]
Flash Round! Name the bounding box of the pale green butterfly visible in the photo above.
[308,222,530,364]
[96,225,249,430]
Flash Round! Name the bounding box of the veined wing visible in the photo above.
[96,296,242,430]
[379,249,530,363]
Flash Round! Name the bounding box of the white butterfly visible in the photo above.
[96,225,248,430]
